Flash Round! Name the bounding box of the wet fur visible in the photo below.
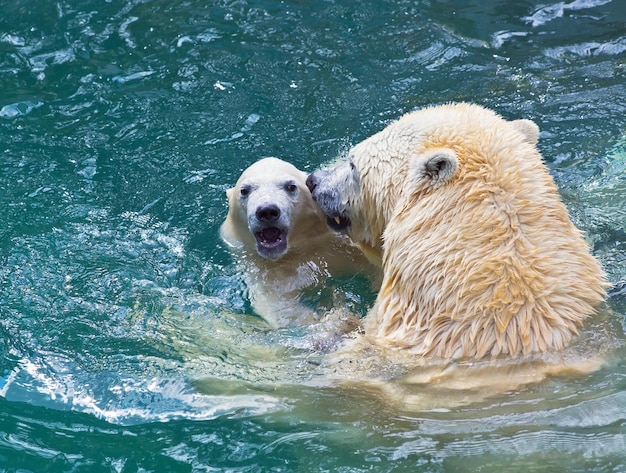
[309,103,608,358]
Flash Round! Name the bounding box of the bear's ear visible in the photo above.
[225,187,234,200]
[409,149,458,189]
[510,119,539,145]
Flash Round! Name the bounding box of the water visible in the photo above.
[1,0,625,471]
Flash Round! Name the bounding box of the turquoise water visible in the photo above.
[1,0,626,471]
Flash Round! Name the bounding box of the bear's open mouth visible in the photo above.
[254,227,288,259]
[255,227,285,247]
[326,215,351,232]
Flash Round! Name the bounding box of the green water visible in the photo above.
[1,0,626,471]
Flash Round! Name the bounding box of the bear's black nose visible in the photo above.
[256,204,281,222]
[305,174,317,193]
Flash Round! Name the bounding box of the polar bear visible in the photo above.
[221,157,375,329]
[306,103,608,360]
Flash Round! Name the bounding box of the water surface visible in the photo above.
[1,0,626,471]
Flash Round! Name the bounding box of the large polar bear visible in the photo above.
[306,103,608,360]
[221,157,374,329]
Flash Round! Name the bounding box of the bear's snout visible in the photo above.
[256,204,281,223]
[305,173,318,193]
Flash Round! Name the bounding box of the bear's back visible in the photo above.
[372,103,607,358]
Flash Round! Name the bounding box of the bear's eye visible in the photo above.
[284,183,298,194]
[240,185,251,197]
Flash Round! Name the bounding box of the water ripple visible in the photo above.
[2,355,287,425]
[545,36,626,58]
[523,0,613,27]
[0,100,43,118]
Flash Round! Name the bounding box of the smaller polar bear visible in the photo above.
[221,157,375,329]
[307,103,608,360]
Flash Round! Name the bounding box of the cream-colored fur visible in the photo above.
[308,103,608,359]
[221,157,375,328]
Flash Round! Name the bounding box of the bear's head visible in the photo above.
[308,103,606,358]
[221,157,325,260]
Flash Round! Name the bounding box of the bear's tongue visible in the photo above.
[257,227,283,246]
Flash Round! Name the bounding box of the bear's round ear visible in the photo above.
[409,149,458,189]
[510,119,539,145]
[226,187,234,200]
